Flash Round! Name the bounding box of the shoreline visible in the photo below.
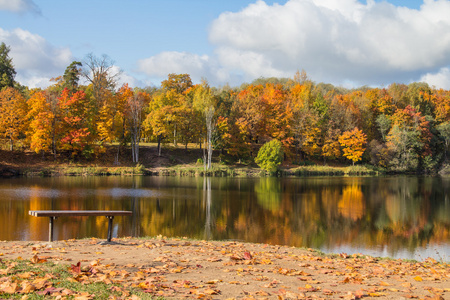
[1,237,449,299]
[1,164,385,178]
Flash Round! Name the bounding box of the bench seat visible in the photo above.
[29,210,132,242]
[29,210,133,217]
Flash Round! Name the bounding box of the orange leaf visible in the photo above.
[204,288,219,295]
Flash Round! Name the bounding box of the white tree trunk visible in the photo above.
[205,106,214,170]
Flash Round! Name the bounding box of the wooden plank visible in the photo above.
[29,210,132,217]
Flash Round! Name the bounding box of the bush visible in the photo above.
[255,139,283,173]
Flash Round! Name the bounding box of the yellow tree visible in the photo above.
[338,127,367,165]
[0,87,28,150]
[97,87,125,144]
[322,126,341,163]
[143,74,193,156]
[27,91,54,153]
[96,84,130,162]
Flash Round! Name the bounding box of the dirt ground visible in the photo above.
[1,237,449,299]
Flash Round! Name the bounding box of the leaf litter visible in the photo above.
[0,237,449,299]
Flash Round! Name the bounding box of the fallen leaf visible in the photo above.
[21,281,36,293]
[70,262,81,273]
[204,288,219,295]
[206,280,220,284]
[30,254,47,264]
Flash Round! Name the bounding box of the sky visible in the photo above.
[1,0,450,90]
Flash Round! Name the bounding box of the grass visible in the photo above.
[0,258,157,299]
[282,164,380,177]
[1,143,385,178]
[18,163,382,178]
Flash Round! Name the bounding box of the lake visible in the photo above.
[0,175,449,261]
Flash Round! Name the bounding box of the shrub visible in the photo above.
[255,139,283,173]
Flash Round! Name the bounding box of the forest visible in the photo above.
[2,42,450,174]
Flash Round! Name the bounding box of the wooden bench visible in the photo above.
[29,210,133,242]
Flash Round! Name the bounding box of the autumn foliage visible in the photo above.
[1,66,450,172]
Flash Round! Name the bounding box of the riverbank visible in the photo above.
[0,146,381,178]
[1,237,449,299]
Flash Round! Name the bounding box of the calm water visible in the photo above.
[0,176,449,261]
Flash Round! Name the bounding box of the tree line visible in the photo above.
[1,42,450,172]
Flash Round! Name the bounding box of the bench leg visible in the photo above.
[49,216,56,242]
[106,216,114,242]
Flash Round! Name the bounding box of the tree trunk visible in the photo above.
[115,144,120,165]
[9,137,13,151]
[157,135,162,156]
[134,137,139,163]
[131,138,136,163]
[207,129,212,170]
[173,125,177,148]
[203,139,207,171]
[205,106,214,170]
[52,121,57,159]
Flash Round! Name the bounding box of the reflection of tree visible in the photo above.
[204,177,212,240]
[1,176,449,259]
[338,181,365,221]
[254,178,281,212]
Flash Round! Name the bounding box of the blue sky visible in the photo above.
[1,0,449,89]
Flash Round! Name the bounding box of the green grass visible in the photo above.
[0,258,156,299]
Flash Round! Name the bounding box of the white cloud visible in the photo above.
[137,0,450,88]
[0,0,41,14]
[0,28,72,88]
[137,52,216,82]
[111,65,148,89]
[419,67,450,89]
[208,0,450,86]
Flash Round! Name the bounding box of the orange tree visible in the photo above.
[26,90,55,154]
[0,87,28,150]
[58,89,91,157]
[338,127,367,165]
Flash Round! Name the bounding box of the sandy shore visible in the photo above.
[1,237,449,299]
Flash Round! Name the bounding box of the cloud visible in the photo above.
[138,0,450,88]
[419,67,450,89]
[138,50,256,86]
[0,0,41,15]
[111,65,148,89]
[137,52,216,82]
[0,28,72,88]
[208,0,450,87]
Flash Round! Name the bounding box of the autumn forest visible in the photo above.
[2,43,450,174]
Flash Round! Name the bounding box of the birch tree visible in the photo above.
[193,81,215,170]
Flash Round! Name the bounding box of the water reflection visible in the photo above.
[0,176,449,261]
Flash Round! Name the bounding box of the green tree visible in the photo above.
[376,114,392,141]
[437,121,450,161]
[63,61,82,92]
[386,106,433,171]
[255,139,284,173]
[0,43,16,90]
